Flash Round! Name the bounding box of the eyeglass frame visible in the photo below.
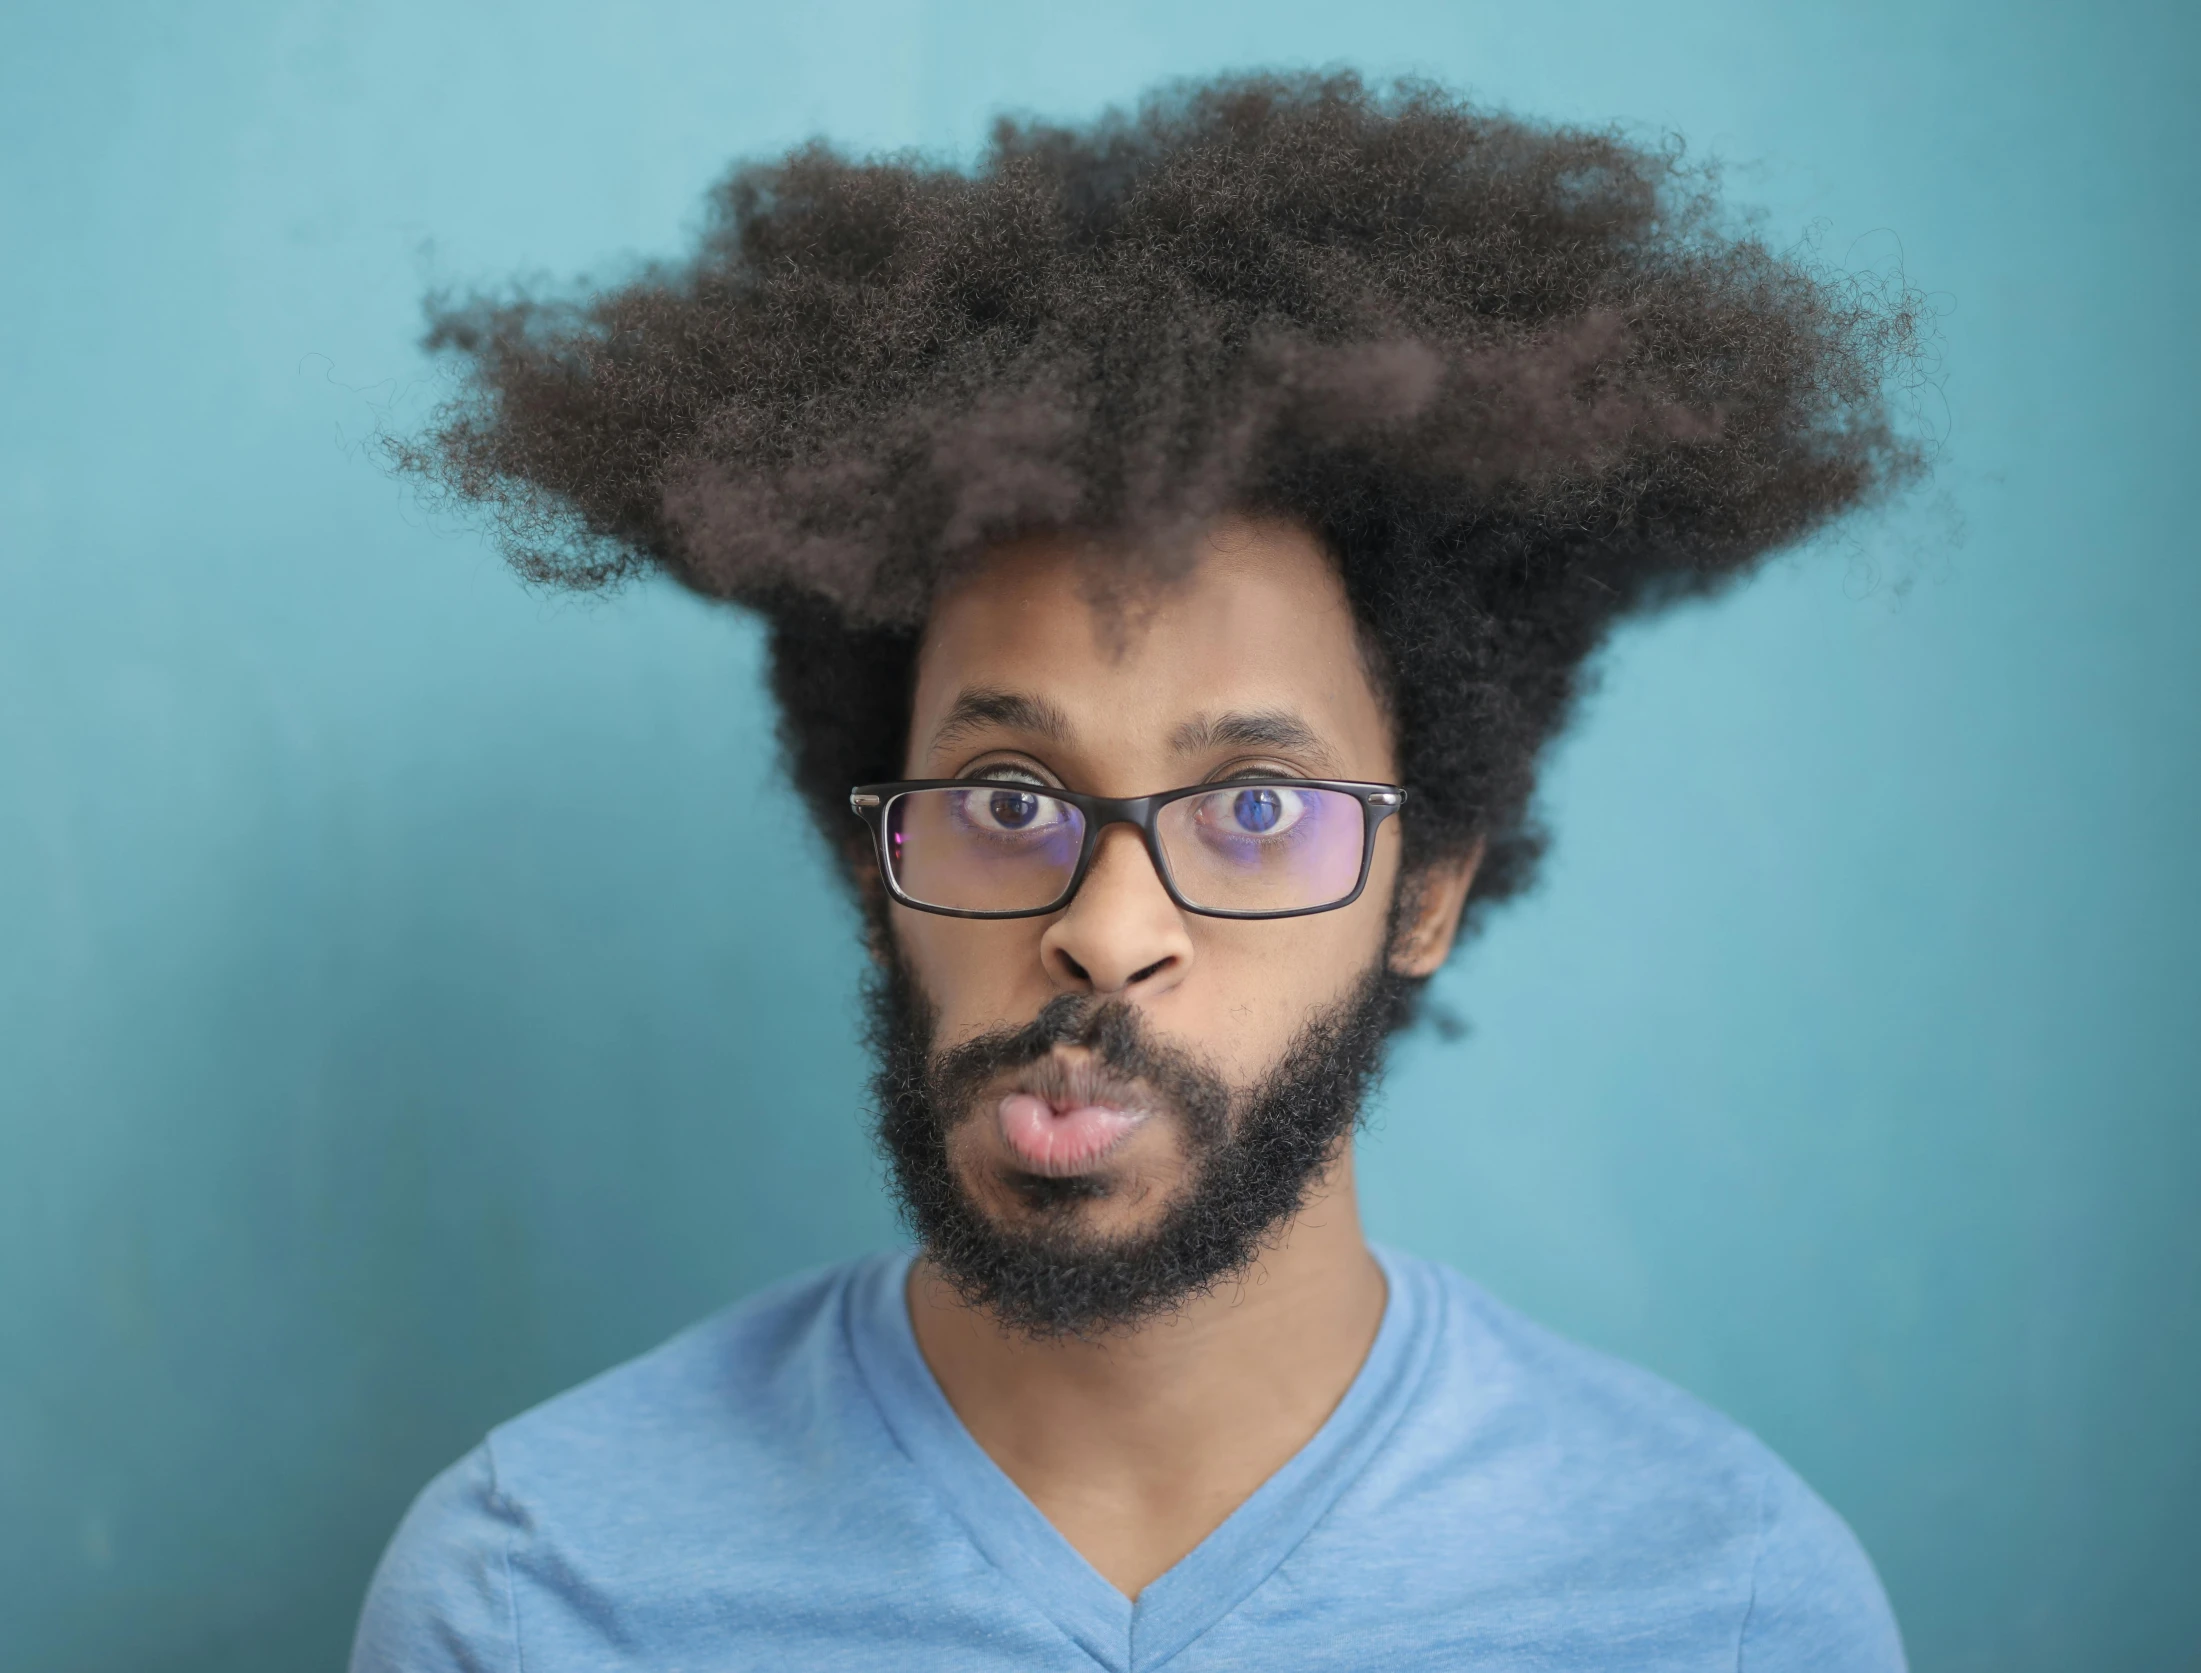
[846,777,1408,921]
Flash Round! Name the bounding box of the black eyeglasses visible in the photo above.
[847,778,1406,920]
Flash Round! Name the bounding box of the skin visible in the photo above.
[890,516,1477,1598]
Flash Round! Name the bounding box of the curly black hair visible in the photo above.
[397,70,1924,943]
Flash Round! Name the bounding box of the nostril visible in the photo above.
[1057,950,1092,984]
[1128,956,1174,985]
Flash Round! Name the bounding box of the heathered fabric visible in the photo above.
[352,1248,1903,1672]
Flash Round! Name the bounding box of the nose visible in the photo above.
[1040,823,1194,997]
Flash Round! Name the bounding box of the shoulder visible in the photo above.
[1387,1254,1779,1498]
[349,1256,890,1673]
[1739,1464,1907,1672]
[480,1256,864,1495]
[1376,1254,1904,1670]
[349,1443,519,1673]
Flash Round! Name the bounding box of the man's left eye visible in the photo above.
[1207,785,1307,837]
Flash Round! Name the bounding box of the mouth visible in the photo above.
[991,1054,1153,1176]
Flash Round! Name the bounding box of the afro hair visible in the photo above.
[397,69,1926,941]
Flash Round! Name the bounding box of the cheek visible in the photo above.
[1257,823,1398,980]
[890,912,1052,1045]
[1183,898,1393,1079]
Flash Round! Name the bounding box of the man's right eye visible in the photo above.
[950,783,1070,836]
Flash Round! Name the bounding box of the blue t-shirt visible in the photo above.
[352,1249,1902,1671]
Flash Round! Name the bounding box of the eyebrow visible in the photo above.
[927,691,1342,774]
[1170,709,1337,767]
[927,687,1077,755]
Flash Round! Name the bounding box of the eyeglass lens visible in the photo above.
[883,784,1367,915]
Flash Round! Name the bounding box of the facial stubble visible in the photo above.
[867,955,1414,1339]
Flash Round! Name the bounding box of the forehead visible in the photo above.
[908,519,1396,783]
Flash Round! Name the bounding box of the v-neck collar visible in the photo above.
[844,1247,1441,1673]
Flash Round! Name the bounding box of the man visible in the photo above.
[357,73,1920,1670]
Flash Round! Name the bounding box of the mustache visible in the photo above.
[929,992,1230,1146]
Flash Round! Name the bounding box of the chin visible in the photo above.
[956,1132,1188,1239]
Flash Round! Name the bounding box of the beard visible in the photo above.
[865,956,1415,1340]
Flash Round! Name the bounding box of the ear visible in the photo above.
[1387,842,1483,978]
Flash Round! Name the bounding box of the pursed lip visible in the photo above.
[992,1052,1154,1176]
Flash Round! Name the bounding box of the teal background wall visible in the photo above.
[3,1,2195,1668]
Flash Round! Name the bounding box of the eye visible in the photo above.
[950,780,1076,837]
[1201,784,1310,839]
[979,787,1044,831]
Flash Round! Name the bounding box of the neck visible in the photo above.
[906,1143,1386,1598]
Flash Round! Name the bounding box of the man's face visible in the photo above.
[874,518,1439,1330]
